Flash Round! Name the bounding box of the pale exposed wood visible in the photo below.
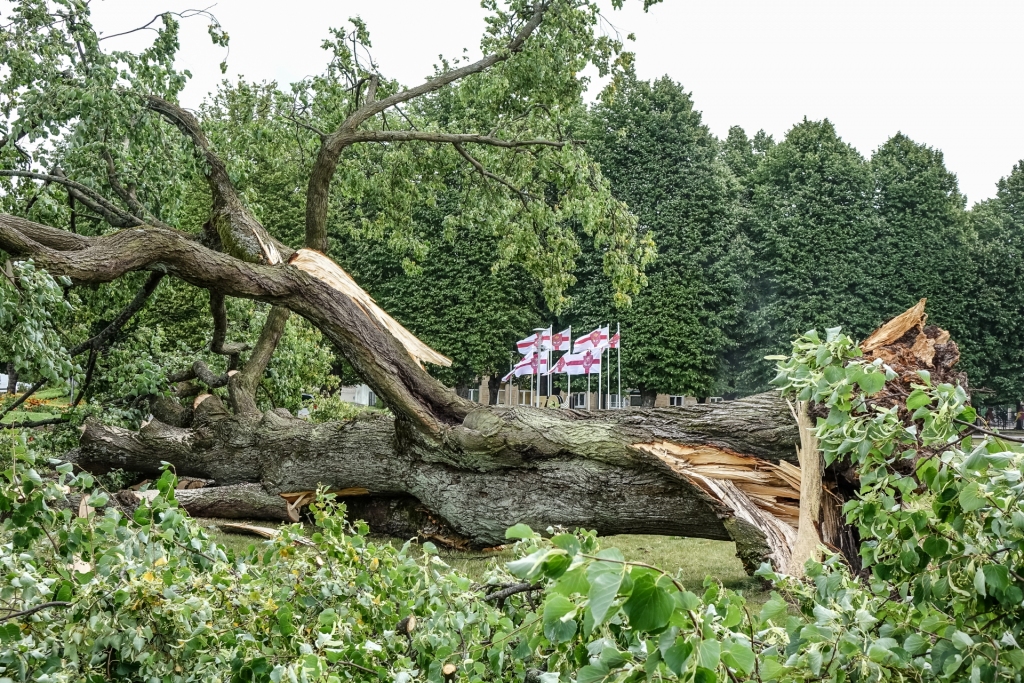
[193,393,212,409]
[289,249,451,367]
[218,522,315,546]
[861,298,926,351]
[635,439,801,569]
[279,487,370,504]
[786,400,823,576]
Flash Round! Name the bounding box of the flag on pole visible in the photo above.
[516,333,540,355]
[550,351,602,375]
[549,327,572,352]
[502,352,547,381]
[609,330,620,349]
[573,326,609,353]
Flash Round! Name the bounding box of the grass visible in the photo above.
[202,519,769,607]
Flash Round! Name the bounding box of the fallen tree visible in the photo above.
[0,2,964,575]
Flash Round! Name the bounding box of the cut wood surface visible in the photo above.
[218,523,315,546]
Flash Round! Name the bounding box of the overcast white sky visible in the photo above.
[88,0,1024,205]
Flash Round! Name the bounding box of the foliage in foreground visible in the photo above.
[4,329,1024,681]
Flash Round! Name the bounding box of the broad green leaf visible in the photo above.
[621,574,674,632]
[505,524,536,540]
[697,639,720,670]
[542,595,577,643]
[663,638,693,675]
[722,641,755,675]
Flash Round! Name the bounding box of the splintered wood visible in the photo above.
[289,249,452,367]
[634,441,800,568]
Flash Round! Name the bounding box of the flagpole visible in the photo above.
[617,322,622,410]
[587,370,591,412]
[606,324,610,409]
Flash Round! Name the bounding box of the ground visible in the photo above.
[201,519,772,608]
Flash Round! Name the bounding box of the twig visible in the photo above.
[2,417,66,430]
[954,419,1024,444]
[482,581,542,604]
[0,601,72,623]
[0,378,47,422]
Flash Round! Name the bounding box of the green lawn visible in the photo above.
[203,520,769,607]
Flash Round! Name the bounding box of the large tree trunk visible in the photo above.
[71,391,800,570]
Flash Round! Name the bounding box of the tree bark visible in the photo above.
[69,391,799,570]
[2,213,805,572]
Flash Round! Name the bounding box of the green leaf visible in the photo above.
[576,664,610,683]
[505,524,536,540]
[904,633,928,655]
[959,483,987,512]
[722,641,755,675]
[983,564,1010,592]
[621,574,674,632]
[759,593,789,624]
[542,595,577,643]
[922,536,949,559]
[550,533,581,556]
[697,639,720,670]
[858,369,886,396]
[906,389,931,410]
[663,638,693,676]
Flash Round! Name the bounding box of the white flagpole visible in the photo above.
[606,324,610,409]
[617,322,622,409]
[587,370,591,412]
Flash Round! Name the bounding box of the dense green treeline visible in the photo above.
[80,72,1021,408]
[568,75,1024,405]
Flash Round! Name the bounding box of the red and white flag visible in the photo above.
[573,326,609,354]
[609,330,620,349]
[502,352,547,381]
[516,333,540,355]
[549,327,571,352]
[551,351,601,375]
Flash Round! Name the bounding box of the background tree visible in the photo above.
[960,162,1024,405]
[737,118,883,390]
[570,73,741,405]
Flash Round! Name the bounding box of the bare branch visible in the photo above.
[453,143,539,205]
[0,379,47,422]
[0,602,72,623]
[208,291,249,364]
[69,272,165,356]
[304,1,553,252]
[352,130,565,148]
[0,170,141,228]
[100,147,146,217]
[228,306,291,415]
[1,417,66,430]
[99,7,221,42]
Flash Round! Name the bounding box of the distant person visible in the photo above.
[985,407,995,426]
[1016,404,1024,430]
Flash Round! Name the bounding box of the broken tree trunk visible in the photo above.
[71,391,800,571]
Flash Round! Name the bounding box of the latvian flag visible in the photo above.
[551,350,601,375]
[573,326,609,353]
[549,327,571,352]
[502,352,547,381]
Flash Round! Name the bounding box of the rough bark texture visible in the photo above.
[70,392,798,568]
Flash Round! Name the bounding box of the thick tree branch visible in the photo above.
[304,1,553,252]
[144,96,289,265]
[228,306,291,415]
[0,214,470,432]
[69,272,165,356]
[208,291,249,364]
[351,130,565,148]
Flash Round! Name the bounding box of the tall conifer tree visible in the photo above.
[572,74,740,404]
[740,119,881,388]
